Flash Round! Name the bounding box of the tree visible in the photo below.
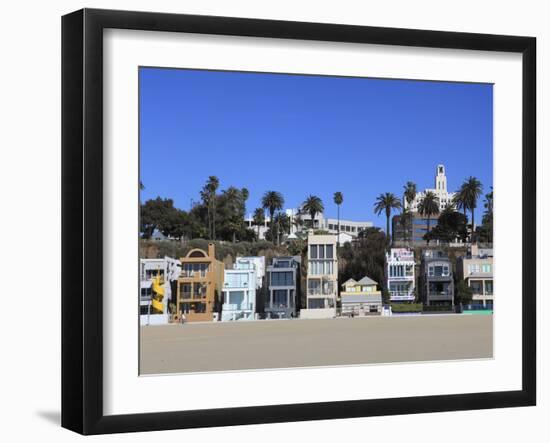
[339,227,389,301]
[418,191,439,244]
[424,206,467,244]
[302,195,324,230]
[140,197,178,239]
[273,212,291,244]
[333,192,344,247]
[201,176,220,240]
[262,191,285,245]
[456,280,474,306]
[477,187,493,243]
[161,207,189,240]
[398,208,413,244]
[252,208,265,240]
[374,192,402,246]
[452,186,469,221]
[218,186,248,243]
[462,176,483,231]
[403,181,417,208]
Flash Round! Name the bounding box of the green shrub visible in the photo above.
[390,303,423,313]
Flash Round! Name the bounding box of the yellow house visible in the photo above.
[340,276,382,315]
[176,243,224,322]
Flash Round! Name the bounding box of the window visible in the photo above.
[470,280,483,294]
[228,290,245,307]
[310,245,318,259]
[318,245,325,259]
[179,283,192,298]
[225,272,248,288]
[272,289,288,307]
[308,279,320,295]
[145,269,164,280]
[275,260,290,268]
[310,260,333,275]
[468,264,480,274]
[193,283,206,298]
[326,244,333,259]
[351,227,356,232]
[485,280,493,295]
[309,298,325,309]
[482,264,492,273]
[271,271,293,286]
[428,265,449,277]
[345,225,351,232]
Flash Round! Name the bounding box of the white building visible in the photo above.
[140,257,181,325]
[245,208,372,242]
[386,248,416,302]
[221,256,265,321]
[404,164,456,213]
[301,233,338,319]
[265,256,301,319]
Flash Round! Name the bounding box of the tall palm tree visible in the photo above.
[374,192,402,246]
[452,186,469,220]
[462,176,483,230]
[399,208,413,245]
[333,192,344,246]
[252,207,265,240]
[261,191,285,245]
[302,195,324,230]
[203,176,219,240]
[418,191,440,244]
[273,213,291,244]
[222,186,243,242]
[403,181,417,208]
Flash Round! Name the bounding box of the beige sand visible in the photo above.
[140,314,493,375]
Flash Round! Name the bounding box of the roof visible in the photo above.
[466,273,493,279]
[357,276,378,286]
[341,278,357,287]
[341,294,382,304]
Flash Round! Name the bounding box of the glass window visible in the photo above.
[485,280,493,295]
[470,280,483,294]
[273,290,288,307]
[482,264,492,273]
[271,271,293,286]
[309,298,325,309]
[468,264,480,274]
[310,245,318,259]
[326,245,334,259]
[318,245,325,259]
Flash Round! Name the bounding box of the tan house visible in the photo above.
[340,276,383,316]
[457,243,494,308]
[176,243,224,322]
[301,233,339,319]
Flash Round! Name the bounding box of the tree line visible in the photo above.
[140,177,348,244]
[373,177,493,245]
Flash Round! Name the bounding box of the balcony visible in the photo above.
[180,271,207,279]
[390,292,415,301]
[222,303,254,312]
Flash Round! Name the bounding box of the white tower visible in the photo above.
[435,164,447,192]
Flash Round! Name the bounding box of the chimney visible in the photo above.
[471,242,479,257]
[208,242,215,259]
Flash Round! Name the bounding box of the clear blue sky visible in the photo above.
[140,67,493,227]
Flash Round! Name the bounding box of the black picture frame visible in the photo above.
[62,8,536,435]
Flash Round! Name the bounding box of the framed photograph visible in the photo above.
[62,8,536,435]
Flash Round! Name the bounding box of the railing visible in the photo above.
[307,289,336,296]
[180,271,207,278]
[222,303,254,311]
